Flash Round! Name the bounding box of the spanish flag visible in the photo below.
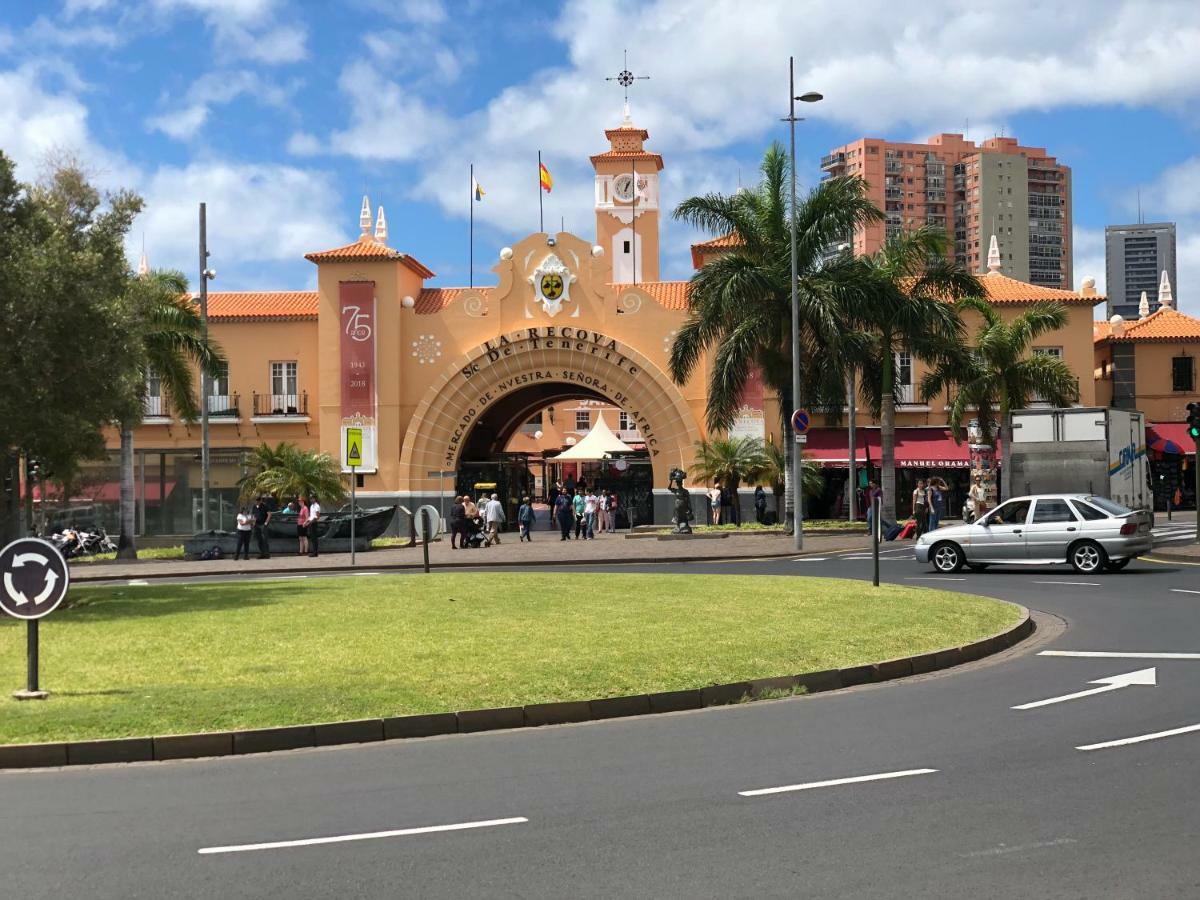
[472,175,485,201]
[539,161,553,193]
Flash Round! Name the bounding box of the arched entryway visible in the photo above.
[398,327,702,498]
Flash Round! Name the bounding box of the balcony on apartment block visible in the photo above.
[252,391,310,422]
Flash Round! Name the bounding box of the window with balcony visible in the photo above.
[895,351,914,404]
[255,361,306,417]
[1173,356,1195,392]
[575,410,590,431]
[144,371,164,418]
[208,362,238,417]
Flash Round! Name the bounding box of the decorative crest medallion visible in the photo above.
[528,254,577,317]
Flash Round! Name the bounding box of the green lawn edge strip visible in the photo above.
[0,607,1032,770]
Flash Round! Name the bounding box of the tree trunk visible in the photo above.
[880,344,897,522]
[999,408,1013,504]
[783,431,795,534]
[116,426,138,560]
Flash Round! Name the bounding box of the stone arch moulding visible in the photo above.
[399,327,703,493]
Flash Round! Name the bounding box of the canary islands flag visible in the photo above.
[539,162,553,193]
[472,175,485,201]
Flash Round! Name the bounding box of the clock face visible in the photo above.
[612,174,635,201]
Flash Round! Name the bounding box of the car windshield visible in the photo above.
[1083,496,1133,517]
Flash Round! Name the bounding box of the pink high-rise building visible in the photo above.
[821,133,1072,289]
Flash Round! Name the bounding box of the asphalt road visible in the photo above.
[4,548,1200,898]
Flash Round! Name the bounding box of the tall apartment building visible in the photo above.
[1104,222,1176,320]
[821,133,1072,289]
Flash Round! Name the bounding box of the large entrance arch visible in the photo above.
[399,326,702,496]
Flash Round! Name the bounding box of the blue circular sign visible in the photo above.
[791,408,811,434]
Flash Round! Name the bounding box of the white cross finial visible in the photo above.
[606,49,649,123]
[1158,269,1174,308]
[359,195,372,236]
[374,205,388,243]
[986,234,1002,273]
[1138,290,1150,319]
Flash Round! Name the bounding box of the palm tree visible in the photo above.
[690,436,769,524]
[920,298,1080,501]
[239,441,348,506]
[670,142,882,532]
[117,270,224,559]
[851,229,977,521]
[761,438,823,522]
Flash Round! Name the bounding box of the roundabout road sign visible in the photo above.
[791,408,811,434]
[0,538,70,621]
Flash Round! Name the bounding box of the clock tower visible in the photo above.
[592,110,662,283]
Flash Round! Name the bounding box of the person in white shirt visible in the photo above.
[709,483,722,525]
[234,506,253,560]
[484,493,505,545]
[307,496,322,557]
[583,491,598,539]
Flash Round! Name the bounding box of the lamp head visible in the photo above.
[796,92,824,103]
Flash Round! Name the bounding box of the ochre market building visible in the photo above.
[84,116,1115,537]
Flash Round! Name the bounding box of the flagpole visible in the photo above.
[469,162,474,289]
[538,150,544,233]
[631,159,637,284]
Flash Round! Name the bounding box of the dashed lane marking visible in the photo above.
[198,816,529,855]
[1040,650,1200,660]
[1033,581,1101,587]
[739,768,938,797]
[1077,722,1200,752]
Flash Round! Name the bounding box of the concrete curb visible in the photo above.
[69,541,873,584]
[0,608,1032,770]
[1143,550,1200,565]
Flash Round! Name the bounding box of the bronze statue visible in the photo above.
[668,467,693,534]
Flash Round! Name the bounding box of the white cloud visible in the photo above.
[286,131,322,155]
[1072,226,1107,297]
[24,16,123,48]
[146,69,296,140]
[1139,157,1200,219]
[149,0,277,21]
[225,23,308,64]
[327,61,453,161]
[147,104,209,140]
[0,65,97,177]
[63,0,116,16]
[148,0,307,64]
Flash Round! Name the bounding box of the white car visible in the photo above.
[913,494,1153,575]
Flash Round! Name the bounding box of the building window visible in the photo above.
[1033,347,1063,360]
[623,240,631,253]
[271,360,298,407]
[1173,356,1195,392]
[619,411,632,432]
[144,371,163,418]
[210,362,229,398]
[575,410,590,431]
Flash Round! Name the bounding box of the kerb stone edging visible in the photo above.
[0,608,1032,770]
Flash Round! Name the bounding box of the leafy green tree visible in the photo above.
[920,298,1079,501]
[239,442,348,506]
[850,228,976,520]
[669,142,882,532]
[0,151,145,544]
[117,269,225,559]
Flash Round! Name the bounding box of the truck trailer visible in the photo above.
[1008,407,1151,514]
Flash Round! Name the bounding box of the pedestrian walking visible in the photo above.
[252,495,272,559]
[296,494,309,556]
[484,493,505,545]
[607,491,620,532]
[597,490,610,534]
[572,488,586,539]
[555,491,573,540]
[709,481,722,525]
[912,479,929,538]
[754,485,767,524]
[583,489,598,539]
[865,480,882,535]
[518,496,535,541]
[307,495,322,557]
[927,478,946,532]
[234,506,253,560]
[450,496,468,549]
[721,482,738,526]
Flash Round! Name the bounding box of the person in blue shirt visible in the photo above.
[517,496,536,542]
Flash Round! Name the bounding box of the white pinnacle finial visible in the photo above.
[986,234,1002,273]
[137,249,149,277]
[359,195,372,236]
[374,205,388,243]
[1158,269,1174,308]
[1138,290,1150,319]
[622,100,632,124]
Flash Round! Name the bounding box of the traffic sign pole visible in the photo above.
[1,537,69,700]
[345,427,364,565]
[350,465,357,566]
[26,619,39,695]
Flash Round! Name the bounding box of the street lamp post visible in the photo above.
[198,203,216,531]
[784,56,822,551]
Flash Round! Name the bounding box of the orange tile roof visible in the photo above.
[977,271,1102,305]
[1105,307,1200,343]
[588,149,664,170]
[690,232,744,268]
[612,281,690,311]
[304,234,435,278]
[415,287,491,314]
[604,125,650,140]
[200,291,319,321]
[1093,320,1112,343]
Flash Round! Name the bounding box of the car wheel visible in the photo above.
[1070,540,1107,574]
[1104,558,1130,572]
[966,563,990,572]
[931,542,963,573]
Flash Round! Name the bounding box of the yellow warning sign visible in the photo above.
[345,427,363,468]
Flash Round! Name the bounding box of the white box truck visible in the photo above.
[1008,407,1151,514]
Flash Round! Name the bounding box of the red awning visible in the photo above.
[803,427,980,469]
[804,428,877,467]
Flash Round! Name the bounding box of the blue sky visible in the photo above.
[2,0,1200,313]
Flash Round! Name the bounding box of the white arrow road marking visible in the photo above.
[12,552,49,568]
[32,570,58,605]
[3,572,29,606]
[739,768,938,797]
[1040,651,1200,660]
[1013,667,1156,710]
[1078,722,1200,751]
[198,816,529,855]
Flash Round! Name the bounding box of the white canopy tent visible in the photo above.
[553,412,637,461]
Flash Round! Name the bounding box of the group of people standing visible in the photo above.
[552,483,619,541]
[234,494,322,560]
[910,477,947,539]
[448,493,507,549]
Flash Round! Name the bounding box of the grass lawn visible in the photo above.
[0,574,1020,744]
[71,546,185,564]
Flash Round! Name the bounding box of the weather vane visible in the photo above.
[606,49,649,108]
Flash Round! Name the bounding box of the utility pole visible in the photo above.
[199,203,211,531]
